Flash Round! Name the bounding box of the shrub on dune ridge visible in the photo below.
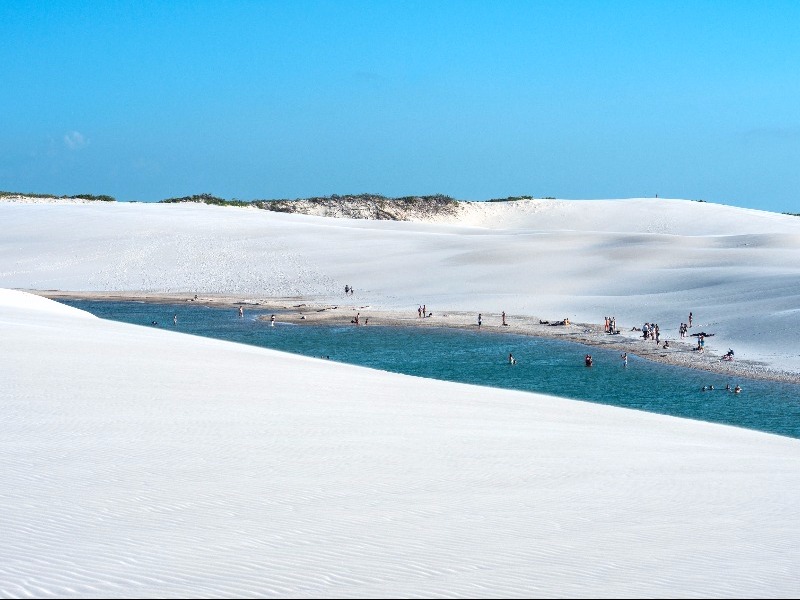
[0,191,116,202]
[156,192,460,220]
[257,193,459,220]
[159,193,249,207]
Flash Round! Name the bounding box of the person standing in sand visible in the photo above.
[478,313,482,329]
[502,311,508,326]
[689,312,693,328]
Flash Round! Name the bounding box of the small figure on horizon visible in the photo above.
[502,311,508,326]
[478,313,482,329]
[689,312,693,328]
[344,284,350,295]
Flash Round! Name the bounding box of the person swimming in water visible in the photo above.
[585,354,593,367]
[508,353,517,365]
[734,384,742,394]
[621,352,628,366]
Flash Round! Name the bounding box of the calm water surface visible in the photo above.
[62,299,800,439]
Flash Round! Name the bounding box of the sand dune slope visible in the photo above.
[2,289,800,598]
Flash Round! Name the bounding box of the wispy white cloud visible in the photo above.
[63,131,88,150]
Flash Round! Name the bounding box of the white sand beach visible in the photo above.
[2,198,800,597]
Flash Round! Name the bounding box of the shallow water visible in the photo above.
[62,299,800,439]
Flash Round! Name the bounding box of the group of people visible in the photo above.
[476,311,509,328]
[344,285,354,296]
[417,304,431,318]
[695,333,706,352]
[702,383,742,393]
[603,316,618,334]
[640,322,661,343]
[350,312,368,325]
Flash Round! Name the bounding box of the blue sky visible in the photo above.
[1,1,799,212]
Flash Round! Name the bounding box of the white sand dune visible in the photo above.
[2,287,800,598]
[2,198,800,597]
[2,197,799,370]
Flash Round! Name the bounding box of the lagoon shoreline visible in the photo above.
[32,289,800,386]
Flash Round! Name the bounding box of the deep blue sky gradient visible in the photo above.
[1,1,798,211]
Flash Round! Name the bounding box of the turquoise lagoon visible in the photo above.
[61,299,800,439]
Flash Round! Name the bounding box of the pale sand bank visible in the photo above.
[34,289,800,385]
